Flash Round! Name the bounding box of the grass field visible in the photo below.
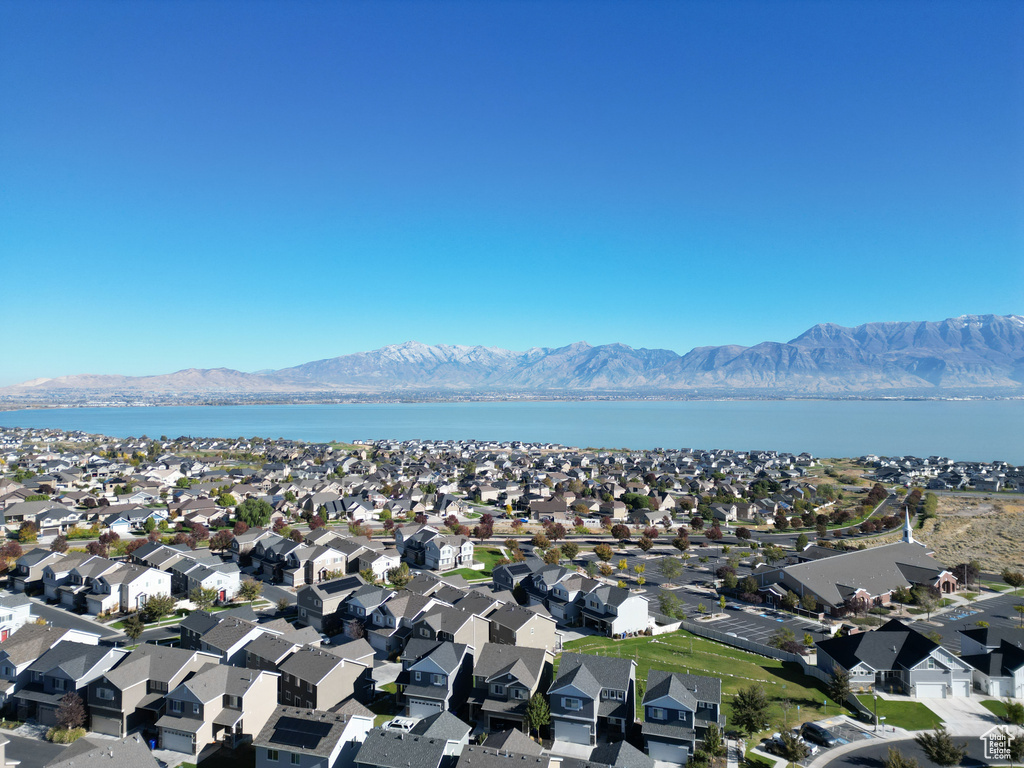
[980,700,1007,719]
[473,547,507,575]
[562,631,851,735]
[443,568,491,582]
[856,696,943,730]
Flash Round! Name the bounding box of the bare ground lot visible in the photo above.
[915,496,1024,573]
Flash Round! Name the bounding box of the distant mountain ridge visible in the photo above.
[6,314,1023,397]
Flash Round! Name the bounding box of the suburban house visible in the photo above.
[397,640,474,718]
[85,563,172,616]
[491,562,538,593]
[0,594,33,642]
[401,527,475,572]
[10,549,65,593]
[88,644,221,738]
[253,704,375,768]
[40,733,161,768]
[549,652,636,745]
[467,643,553,733]
[755,541,958,617]
[816,619,973,698]
[409,710,473,756]
[156,663,280,758]
[641,671,723,764]
[487,602,560,653]
[364,592,438,655]
[959,627,1024,698]
[578,584,650,637]
[0,625,101,711]
[278,645,373,710]
[12,641,128,726]
[296,576,367,633]
[410,604,491,651]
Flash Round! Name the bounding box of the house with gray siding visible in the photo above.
[549,652,636,745]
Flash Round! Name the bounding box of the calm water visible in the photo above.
[0,400,1021,464]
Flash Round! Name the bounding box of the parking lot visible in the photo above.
[756,718,874,766]
[907,591,1024,653]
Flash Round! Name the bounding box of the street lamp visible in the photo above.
[873,694,878,733]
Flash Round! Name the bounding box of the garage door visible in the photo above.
[554,720,592,745]
[916,683,946,699]
[647,740,689,763]
[407,698,443,719]
[952,680,970,697]
[91,714,122,736]
[161,728,196,754]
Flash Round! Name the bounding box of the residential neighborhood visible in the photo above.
[0,426,1020,768]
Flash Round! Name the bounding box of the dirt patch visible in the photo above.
[914,496,1024,572]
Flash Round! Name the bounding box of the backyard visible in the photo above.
[561,631,852,736]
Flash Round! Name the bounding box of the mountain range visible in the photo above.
[5,314,1023,398]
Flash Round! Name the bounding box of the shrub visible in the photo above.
[46,727,86,744]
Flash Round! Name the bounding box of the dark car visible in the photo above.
[800,722,845,748]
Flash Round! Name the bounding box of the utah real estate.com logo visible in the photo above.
[981,726,1019,763]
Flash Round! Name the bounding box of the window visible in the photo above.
[563,697,582,711]
[493,684,505,696]
[414,671,422,682]
[678,710,687,721]
[306,682,312,692]
[650,707,665,720]
[52,679,66,691]
[927,658,936,670]
[290,754,300,765]
[171,700,182,714]
[268,749,279,761]
[192,702,200,714]
[97,688,115,701]
[432,674,444,686]
[512,688,527,700]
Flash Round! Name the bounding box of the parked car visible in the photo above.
[800,722,846,748]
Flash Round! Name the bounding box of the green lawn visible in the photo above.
[562,631,851,736]
[473,547,507,575]
[980,700,1007,719]
[982,581,1013,593]
[856,696,943,730]
[371,683,399,727]
[440,568,491,582]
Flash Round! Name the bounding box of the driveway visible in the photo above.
[548,740,595,759]
[919,696,1002,736]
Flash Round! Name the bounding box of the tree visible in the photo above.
[795,533,809,550]
[387,562,412,588]
[143,593,177,623]
[1002,568,1024,595]
[828,665,851,705]
[702,722,725,759]
[55,692,86,731]
[781,591,799,611]
[731,684,770,736]
[914,726,966,766]
[1017,603,1024,628]
[763,545,786,564]
[775,731,809,763]
[638,535,654,552]
[524,692,550,735]
[238,577,263,605]
[913,586,938,620]
[672,535,689,553]
[610,524,630,541]
[561,542,580,561]
[50,534,69,553]
[658,556,683,582]
[594,544,613,562]
[233,520,249,536]
[209,529,234,552]
[18,521,37,544]
[543,547,562,565]
[735,526,751,540]
[235,497,272,528]
[705,525,723,541]
[531,533,550,549]
[1004,699,1024,726]
[122,613,145,642]
[217,493,237,508]
[801,593,818,612]
[190,586,219,611]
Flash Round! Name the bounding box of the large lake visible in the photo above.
[0,400,1021,464]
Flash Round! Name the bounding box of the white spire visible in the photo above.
[903,505,914,544]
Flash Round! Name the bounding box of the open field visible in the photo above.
[915,496,1024,573]
[562,631,851,734]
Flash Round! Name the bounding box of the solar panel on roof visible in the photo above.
[271,716,333,750]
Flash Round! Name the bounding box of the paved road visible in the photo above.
[26,597,122,642]
[3,733,67,768]
[820,736,992,768]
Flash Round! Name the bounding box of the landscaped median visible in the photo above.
[562,630,852,735]
[855,695,943,731]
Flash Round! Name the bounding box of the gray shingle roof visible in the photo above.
[482,728,544,755]
[409,710,472,741]
[42,733,159,768]
[0,624,74,666]
[474,644,548,690]
[552,652,633,696]
[355,727,448,768]
[456,745,549,768]
[643,669,720,710]
[254,705,359,759]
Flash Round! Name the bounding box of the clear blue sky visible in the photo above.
[2,0,1022,385]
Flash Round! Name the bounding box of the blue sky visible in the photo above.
[2,0,1022,385]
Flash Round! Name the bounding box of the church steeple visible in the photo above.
[902,505,914,544]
